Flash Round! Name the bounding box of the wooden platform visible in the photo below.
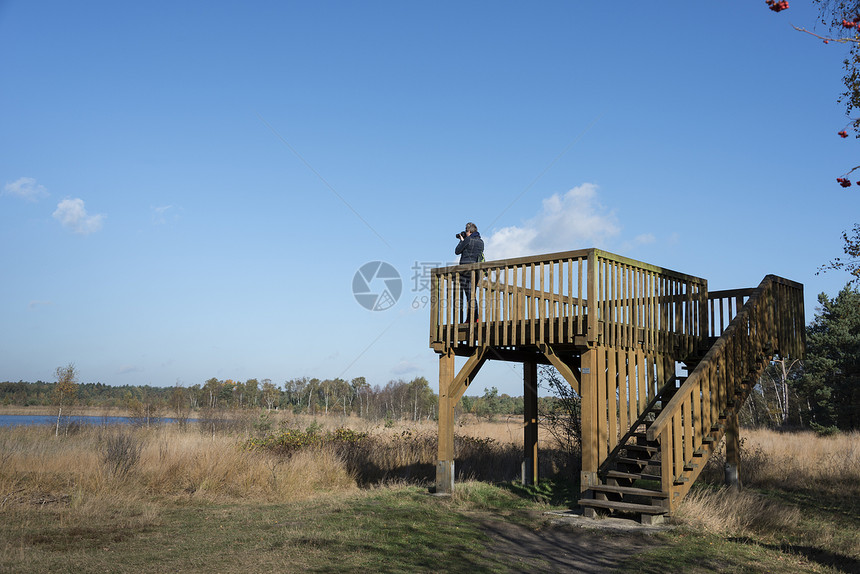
[430,248,806,518]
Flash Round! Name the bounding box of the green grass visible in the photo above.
[616,530,853,574]
[4,480,859,574]
[0,485,548,574]
[3,422,859,574]
[615,482,860,574]
[502,475,581,508]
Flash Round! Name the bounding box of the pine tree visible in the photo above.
[797,285,860,430]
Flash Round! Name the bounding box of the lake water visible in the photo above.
[0,414,191,427]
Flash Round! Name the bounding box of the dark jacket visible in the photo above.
[455,232,484,264]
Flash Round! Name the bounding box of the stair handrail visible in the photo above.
[646,275,804,508]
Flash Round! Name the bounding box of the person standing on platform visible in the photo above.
[455,222,484,322]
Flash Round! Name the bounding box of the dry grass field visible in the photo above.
[1,412,858,572]
[0,412,530,506]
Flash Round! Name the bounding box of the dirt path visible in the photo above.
[473,510,671,573]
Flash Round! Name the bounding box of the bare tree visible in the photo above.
[763,358,803,426]
[537,366,581,460]
[53,363,78,436]
[262,380,280,410]
[170,381,189,430]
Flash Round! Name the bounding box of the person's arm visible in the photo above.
[455,239,466,255]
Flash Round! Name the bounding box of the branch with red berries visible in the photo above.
[792,24,860,44]
[767,1,860,188]
[836,128,860,186]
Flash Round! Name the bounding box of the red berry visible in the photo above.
[839,130,849,138]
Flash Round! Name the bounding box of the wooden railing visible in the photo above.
[708,288,754,338]
[429,248,709,354]
[646,275,805,510]
[592,251,708,357]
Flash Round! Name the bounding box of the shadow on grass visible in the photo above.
[501,475,582,508]
[756,486,860,525]
[728,537,860,574]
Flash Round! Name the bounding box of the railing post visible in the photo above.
[429,271,440,345]
[699,282,704,341]
[587,250,598,344]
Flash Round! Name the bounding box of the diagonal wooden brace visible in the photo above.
[450,346,488,404]
[540,343,581,395]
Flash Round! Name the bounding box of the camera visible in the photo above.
[455,230,467,240]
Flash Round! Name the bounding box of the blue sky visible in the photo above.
[1,1,858,397]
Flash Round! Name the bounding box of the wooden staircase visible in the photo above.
[578,275,805,523]
[578,366,694,523]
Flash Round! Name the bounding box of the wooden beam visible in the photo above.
[436,349,456,494]
[580,346,599,491]
[725,410,741,489]
[523,361,538,486]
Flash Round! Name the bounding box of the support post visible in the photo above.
[580,346,599,492]
[724,410,741,489]
[436,349,456,494]
[522,361,538,486]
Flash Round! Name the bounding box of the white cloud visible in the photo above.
[152,205,173,225]
[484,183,620,260]
[118,365,144,375]
[391,359,422,376]
[52,198,105,235]
[3,177,48,201]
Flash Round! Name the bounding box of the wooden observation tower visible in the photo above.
[429,249,805,522]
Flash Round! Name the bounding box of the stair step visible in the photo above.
[589,484,668,498]
[606,470,662,482]
[617,456,660,467]
[631,435,658,446]
[578,498,667,515]
[625,444,659,454]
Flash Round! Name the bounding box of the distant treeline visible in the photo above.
[0,378,540,421]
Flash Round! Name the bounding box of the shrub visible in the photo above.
[244,426,369,457]
[100,430,143,477]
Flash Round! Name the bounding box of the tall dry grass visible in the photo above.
[677,428,860,559]
[674,487,802,537]
[0,414,537,510]
[7,419,853,533]
[0,423,357,510]
[697,428,860,496]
